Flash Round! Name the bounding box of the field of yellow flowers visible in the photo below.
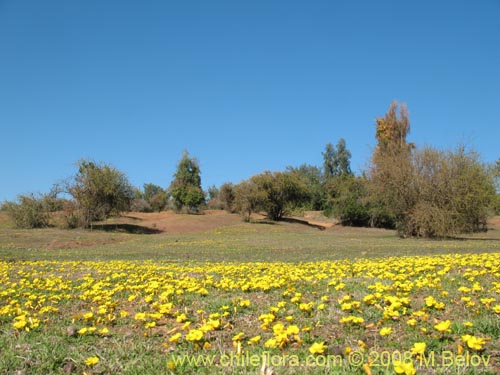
[1,252,499,374]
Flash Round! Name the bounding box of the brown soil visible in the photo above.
[108,210,243,234]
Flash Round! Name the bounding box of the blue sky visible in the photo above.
[1,0,499,202]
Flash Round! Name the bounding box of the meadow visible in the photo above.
[0,211,499,374]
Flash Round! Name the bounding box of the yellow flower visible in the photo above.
[239,299,250,307]
[286,325,300,335]
[232,332,244,341]
[186,329,203,342]
[248,335,261,345]
[407,318,417,326]
[203,341,212,350]
[83,312,94,321]
[461,335,487,350]
[309,342,327,355]
[84,356,99,366]
[410,342,426,356]
[176,313,187,323]
[393,360,416,375]
[264,338,278,348]
[134,312,147,321]
[434,320,451,333]
[167,361,176,370]
[98,327,109,335]
[13,319,27,330]
[169,333,182,343]
[379,327,392,336]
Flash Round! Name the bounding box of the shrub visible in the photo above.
[4,194,50,228]
[68,159,134,227]
[131,198,152,213]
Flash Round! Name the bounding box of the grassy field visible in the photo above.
[0,211,499,374]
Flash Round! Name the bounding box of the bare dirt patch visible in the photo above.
[108,210,243,235]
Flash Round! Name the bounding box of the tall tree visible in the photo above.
[169,151,205,212]
[322,138,352,180]
[368,101,414,229]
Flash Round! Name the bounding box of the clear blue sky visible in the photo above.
[1,0,499,202]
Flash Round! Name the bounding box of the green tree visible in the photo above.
[286,164,326,210]
[69,159,134,228]
[143,183,164,203]
[322,138,352,180]
[169,151,205,213]
[219,182,236,212]
[325,175,371,226]
[251,171,308,221]
[403,146,495,237]
[233,180,266,221]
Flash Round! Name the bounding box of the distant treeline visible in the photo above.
[3,101,500,238]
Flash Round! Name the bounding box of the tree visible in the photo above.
[368,103,495,237]
[69,159,134,228]
[251,171,308,221]
[169,151,205,213]
[403,146,495,237]
[219,182,236,212]
[233,180,266,221]
[143,183,164,203]
[286,164,326,210]
[368,101,413,230]
[322,138,352,180]
[325,175,371,226]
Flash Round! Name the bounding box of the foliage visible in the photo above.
[322,138,352,181]
[368,101,413,230]
[130,198,152,213]
[69,159,135,228]
[169,151,205,213]
[218,182,236,212]
[233,180,266,221]
[324,175,371,226]
[286,164,326,211]
[143,183,164,203]
[402,147,495,237]
[250,171,308,221]
[3,193,51,228]
[150,191,169,212]
[367,102,496,237]
[206,185,223,210]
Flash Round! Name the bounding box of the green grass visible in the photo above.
[1,214,500,262]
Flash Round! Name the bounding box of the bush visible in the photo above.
[60,200,86,229]
[214,183,236,212]
[325,176,371,226]
[69,159,135,227]
[4,194,50,228]
[150,191,168,212]
[131,198,152,213]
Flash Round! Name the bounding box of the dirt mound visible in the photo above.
[113,210,243,235]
